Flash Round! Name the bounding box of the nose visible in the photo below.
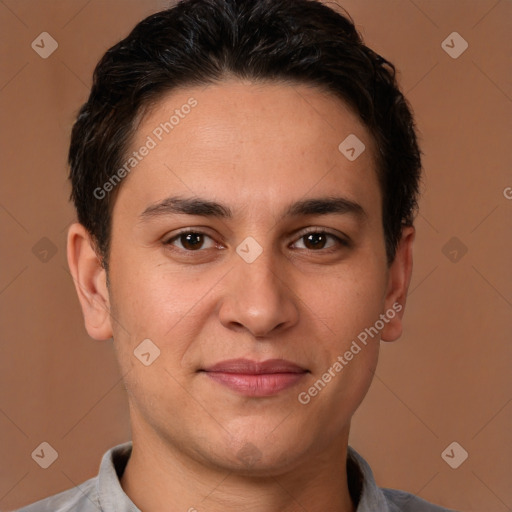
[217,248,299,338]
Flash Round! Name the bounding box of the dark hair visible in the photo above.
[69,0,422,268]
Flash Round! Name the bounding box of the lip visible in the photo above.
[201,358,309,397]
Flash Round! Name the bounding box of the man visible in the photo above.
[17,0,458,510]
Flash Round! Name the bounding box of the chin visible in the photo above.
[200,425,313,475]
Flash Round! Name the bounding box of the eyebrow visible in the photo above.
[138,195,366,222]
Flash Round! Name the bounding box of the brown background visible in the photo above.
[0,0,511,511]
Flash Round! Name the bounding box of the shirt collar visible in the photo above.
[347,445,392,511]
[97,441,140,512]
[97,441,389,511]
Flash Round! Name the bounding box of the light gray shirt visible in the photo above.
[15,441,457,511]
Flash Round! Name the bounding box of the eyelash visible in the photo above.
[163,227,349,254]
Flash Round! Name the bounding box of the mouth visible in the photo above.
[199,358,309,397]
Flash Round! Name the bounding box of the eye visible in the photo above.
[291,229,348,251]
[163,228,349,255]
[164,230,217,251]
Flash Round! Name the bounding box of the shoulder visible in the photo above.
[382,487,459,512]
[13,442,133,512]
[14,476,99,512]
[346,445,459,512]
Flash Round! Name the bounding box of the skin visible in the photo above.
[67,79,414,512]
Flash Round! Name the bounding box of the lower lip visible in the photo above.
[203,371,306,397]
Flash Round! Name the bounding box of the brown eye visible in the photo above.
[165,231,215,251]
[303,232,328,250]
[292,230,346,251]
[180,233,204,250]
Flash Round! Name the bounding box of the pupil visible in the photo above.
[305,233,325,249]
[183,233,203,250]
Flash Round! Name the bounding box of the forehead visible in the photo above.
[137,78,375,162]
[115,79,381,221]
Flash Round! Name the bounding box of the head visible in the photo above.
[67,0,421,474]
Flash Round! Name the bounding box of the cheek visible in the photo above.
[108,257,224,372]
[298,259,388,341]
[110,256,209,327]
[296,344,379,447]
[294,268,384,428]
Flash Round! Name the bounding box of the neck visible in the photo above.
[120,424,356,512]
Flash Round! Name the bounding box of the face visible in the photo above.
[69,79,413,474]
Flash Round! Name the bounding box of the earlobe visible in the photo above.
[67,223,113,340]
[380,225,415,342]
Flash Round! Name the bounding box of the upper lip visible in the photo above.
[202,358,308,374]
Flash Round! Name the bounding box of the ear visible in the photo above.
[380,225,415,342]
[67,223,113,340]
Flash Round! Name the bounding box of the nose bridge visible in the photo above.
[235,239,283,304]
[236,242,279,290]
[218,239,298,337]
